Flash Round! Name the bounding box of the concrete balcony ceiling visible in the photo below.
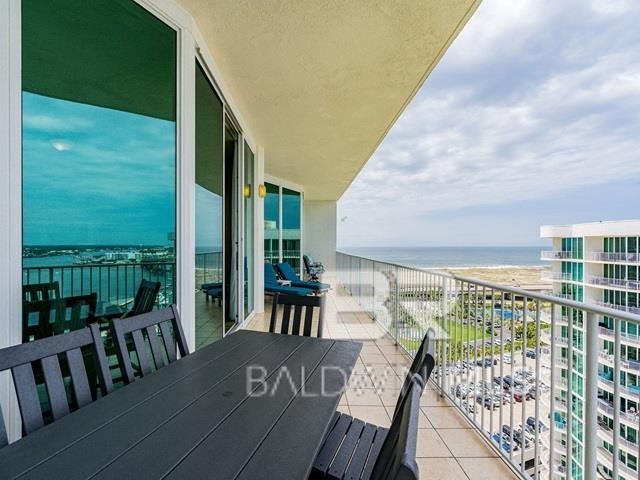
[179,0,480,199]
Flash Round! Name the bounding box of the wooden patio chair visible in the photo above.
[311,329,436,479]
[269,293,326,338]
[0,323,113,448]
[110,305,189,384]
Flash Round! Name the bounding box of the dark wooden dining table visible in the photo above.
[0,330,361,479]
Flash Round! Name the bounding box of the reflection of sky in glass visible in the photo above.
[282,190,301,230]
[23,92,176,246]
[195,184,222,250]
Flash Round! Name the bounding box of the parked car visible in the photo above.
[526,348,537,359]
[526,416,548,433]
[476,357,497,367]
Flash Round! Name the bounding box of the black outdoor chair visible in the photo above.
[22,293,97,342]
[0,323,113,448]
[312,375,424,480]
[110,305,189,384]
[99,279,160,322]
[269,293,326,338]
[126,280,161,318]
[303,254,325,281]
[311,329,436,479]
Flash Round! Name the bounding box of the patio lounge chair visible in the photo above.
[276,262,330,292]
[264,263,313,296]
[201,282,223,305]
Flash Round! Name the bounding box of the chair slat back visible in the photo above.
[22,281,60,303]
[370,377,423,480]
[269,294,325,338]
[128,280,160,317]
[53,293,97,335]
[22,300,56,342]
[394,328,436,419]
[0,323,113,447]
[110,305,189,384]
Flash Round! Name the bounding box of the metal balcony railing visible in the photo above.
[541,271,583,283]
[336,251,640,480]
[596,301,640,316]
[22,252,223,310]
[588,251,640,263]
[588,275,640,291]
[540,251,579,260]
[23,260,179,309]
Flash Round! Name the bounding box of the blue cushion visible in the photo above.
[264,263,280,286]
[265,284,313,296]
[277,262,330,291]
[276,262,302,282]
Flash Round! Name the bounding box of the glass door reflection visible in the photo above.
[195,62,224,349]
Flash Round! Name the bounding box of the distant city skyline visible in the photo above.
[338,0,640,247]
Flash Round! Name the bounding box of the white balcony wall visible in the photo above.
[303,201,337,276]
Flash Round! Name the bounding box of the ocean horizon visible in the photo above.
[338,246,549,269]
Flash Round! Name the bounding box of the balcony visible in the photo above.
[541,271,583,283]
[588,252,640,263]
[596,301,640,317]
[598,350,640,372]
[335,251,640,480]
[597,447,638,480]
[540,251,577,260]
[589,275,640,291]
[597,373,640,398]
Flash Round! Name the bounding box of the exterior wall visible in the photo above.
[303,201,337,276]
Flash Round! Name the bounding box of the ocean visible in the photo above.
[338,246,548,269]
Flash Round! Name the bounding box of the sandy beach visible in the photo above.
[439,265,552,290]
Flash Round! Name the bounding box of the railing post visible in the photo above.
[394,265,399,346]
[583,311,599,480]
[439,277,449,396]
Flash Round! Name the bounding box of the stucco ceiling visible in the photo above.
[179,0,480,200]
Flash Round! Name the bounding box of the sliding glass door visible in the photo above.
[243,143,255,319]
[263,183,303,274]
[21,0,176,342]
[195,63,224,349]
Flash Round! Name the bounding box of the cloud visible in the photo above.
[339,0,640,246]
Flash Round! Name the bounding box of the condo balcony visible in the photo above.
[540,251,577,261]
[2,1,640,479]
[587,251,640,263]
[596,301,640,317]
[588,275,640,291]
[541,271,583,283]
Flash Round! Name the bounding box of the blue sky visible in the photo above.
[23,92,176,246]
[338,0,640,247]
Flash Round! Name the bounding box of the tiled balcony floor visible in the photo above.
[246,277,519,480]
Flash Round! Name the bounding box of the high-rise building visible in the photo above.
[541,220,640,480]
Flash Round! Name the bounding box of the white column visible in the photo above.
[0,0,23,441]
[303,201,337,276]
[254,146,265,313]
[176,28,196,351]
[583,311,599,480]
